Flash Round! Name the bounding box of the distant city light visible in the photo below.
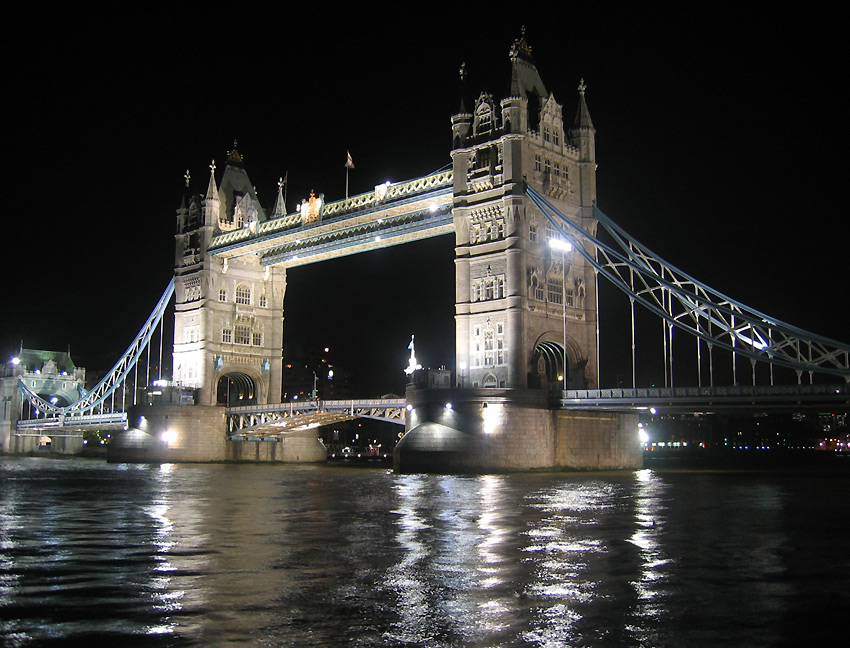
[11,357,20,365]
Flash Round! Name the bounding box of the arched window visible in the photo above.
[235,284,251,305]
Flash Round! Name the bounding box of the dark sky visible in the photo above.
[3,8,847,395]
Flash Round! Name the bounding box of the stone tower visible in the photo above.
[172,144,286,407]
[452,32,599,391]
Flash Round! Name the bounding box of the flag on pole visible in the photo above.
[345,151,354,169]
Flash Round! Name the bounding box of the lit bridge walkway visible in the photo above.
[207,171,453,268]
[226,399,407,439]
[559,383,850,412]
[14,412,128,435]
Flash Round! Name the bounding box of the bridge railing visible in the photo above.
[226,399,408,435]
[15,412,128,433]
[566,384,848,399]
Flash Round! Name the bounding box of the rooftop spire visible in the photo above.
[508,27,547,100]
[205,160,218,201]
[272,174,288,217]
[573,79,595,131]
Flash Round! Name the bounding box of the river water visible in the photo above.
[1,457,847,647]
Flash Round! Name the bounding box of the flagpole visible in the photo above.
[344,151,354,200]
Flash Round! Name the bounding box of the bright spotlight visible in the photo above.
[548,238,573,252]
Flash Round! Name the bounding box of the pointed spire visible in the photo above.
[573,79,595,131]
[179,169,191,210]
[203,159,221,226]
[272,174,288,217]
[458,61,468,114]
[508,27,547,100]
[205,160,218,200]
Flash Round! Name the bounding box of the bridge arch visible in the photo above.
[530,334,587,390]
[216,371,258,407]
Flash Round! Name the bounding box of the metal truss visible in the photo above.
[19,279,176,417]
[526,185,850,382]
[227,399,407,437]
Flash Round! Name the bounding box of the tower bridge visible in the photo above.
[3,33,848,470]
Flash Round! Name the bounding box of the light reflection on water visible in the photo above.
[0,457,847,647]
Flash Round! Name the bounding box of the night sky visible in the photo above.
[4,8,847,396]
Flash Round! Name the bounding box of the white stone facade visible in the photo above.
[452,35,599,392]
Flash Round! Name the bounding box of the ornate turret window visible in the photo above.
[473,93,496,137]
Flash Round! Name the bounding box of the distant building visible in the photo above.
[1,349,87,454]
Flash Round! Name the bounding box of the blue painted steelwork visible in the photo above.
[526,184,850,380]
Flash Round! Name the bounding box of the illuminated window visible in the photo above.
[219,287,227,302]
[259,294,267,308]
[235,284,251,305]
[529,223,538,242]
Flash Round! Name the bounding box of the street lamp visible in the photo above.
[549,238,572,393]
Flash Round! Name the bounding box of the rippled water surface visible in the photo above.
[1,457,847,647]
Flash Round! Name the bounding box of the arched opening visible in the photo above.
[216,372,257,407]
[533,341,568,391]
[36,393,73,408]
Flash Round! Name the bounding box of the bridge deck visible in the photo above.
[208,172,454,268]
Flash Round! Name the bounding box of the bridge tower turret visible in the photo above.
[172,143,286,407]
[451,31,599,391]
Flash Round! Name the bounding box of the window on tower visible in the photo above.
[235,325,251,346]
[236,284,251,305]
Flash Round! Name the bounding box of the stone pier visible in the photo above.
[107,405,326,463]
[394,388,642,473]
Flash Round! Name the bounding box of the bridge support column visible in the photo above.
[394,388,642,473]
